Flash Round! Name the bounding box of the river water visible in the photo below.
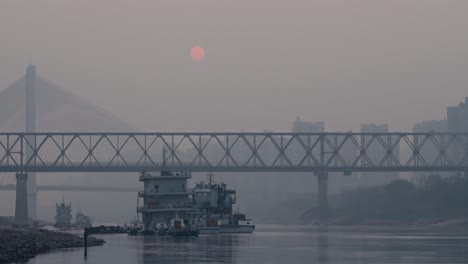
[27,225,468,264]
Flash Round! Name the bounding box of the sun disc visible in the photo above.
[191,46,205,61]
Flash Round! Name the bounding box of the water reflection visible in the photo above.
[28,226,468,264]
[137,234,237,263]
[317,225,329,263]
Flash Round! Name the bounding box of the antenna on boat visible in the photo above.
[208,170,213,187]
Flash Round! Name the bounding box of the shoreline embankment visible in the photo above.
[0,225,105,263]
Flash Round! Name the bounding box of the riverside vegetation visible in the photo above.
[303,174,468,226]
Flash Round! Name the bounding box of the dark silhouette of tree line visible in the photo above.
[337,174,468,222]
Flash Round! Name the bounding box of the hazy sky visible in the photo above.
[1,0,467,132]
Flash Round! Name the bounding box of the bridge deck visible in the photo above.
[0,132,467,173]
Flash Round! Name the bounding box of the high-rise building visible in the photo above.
[447,97,468,132]
[413,120,448,133]
[447,98,468,165]
[360,123,389,133]
[292,116,325,133]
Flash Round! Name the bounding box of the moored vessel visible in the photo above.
[191,172,255,234]
[135,150,254,236]
[135,149,197,237]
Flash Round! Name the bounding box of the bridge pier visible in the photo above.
[15,172,29,224]
[315,171,328,224]
[27,174,37,220]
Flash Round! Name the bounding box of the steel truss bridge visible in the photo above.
[1,132,467,173]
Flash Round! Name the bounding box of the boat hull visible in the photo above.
[169,229,199,237]
[220,225,255,234]
[198,227,221,234]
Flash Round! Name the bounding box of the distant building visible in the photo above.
[447,97,468,132]
[447,97,468,164]
[359,123,399,186]
[292,116,325,133]
[360,123,389,133]
[413,120,448,133]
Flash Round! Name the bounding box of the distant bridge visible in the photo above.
[0,184,139,192]
[1,132,467,173]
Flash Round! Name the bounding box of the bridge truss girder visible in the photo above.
[0,132,467,173]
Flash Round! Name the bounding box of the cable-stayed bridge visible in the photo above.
[0,65,140,220]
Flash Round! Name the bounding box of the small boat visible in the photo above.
[127,219,156,236]
[167,214,198,237]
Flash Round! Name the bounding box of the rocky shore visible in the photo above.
[0,226,105,263]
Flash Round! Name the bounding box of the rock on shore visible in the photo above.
[0,226,105,263]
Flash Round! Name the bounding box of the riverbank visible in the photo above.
[300,211,468,229]
[0,225,105,263]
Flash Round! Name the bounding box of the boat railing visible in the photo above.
[138,188,191,196]
[137,203,192,212]
[139,171,192,180]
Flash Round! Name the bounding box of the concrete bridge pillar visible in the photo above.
[15,172,29,224]
[315,171,328,224]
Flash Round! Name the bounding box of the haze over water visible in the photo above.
[29,226,468,264]
[1,1,468,263]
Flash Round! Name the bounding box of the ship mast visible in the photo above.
[208,171,213,187]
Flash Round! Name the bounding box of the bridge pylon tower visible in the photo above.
[25,65,37,220]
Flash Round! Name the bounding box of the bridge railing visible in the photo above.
[0,132,467,172]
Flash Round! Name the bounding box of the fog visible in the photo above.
[1,0,468,132]
[1,1,468,224]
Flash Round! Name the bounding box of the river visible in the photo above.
[27,225,468,264]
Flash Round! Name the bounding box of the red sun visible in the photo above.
[191,46,205,61]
